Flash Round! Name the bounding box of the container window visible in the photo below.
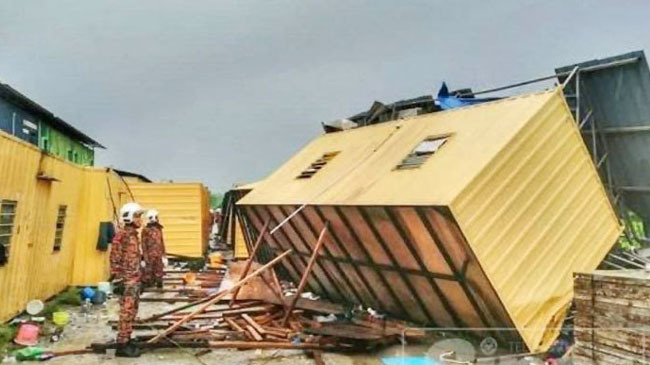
[53,205,67,252]
[0,200,17,266]
[67,150,73,162]
[22,119,37,136]
[396,136,449,169]
[296,151,340,179]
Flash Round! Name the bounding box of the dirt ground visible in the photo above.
[16,291,405,365]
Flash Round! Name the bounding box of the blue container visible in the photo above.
[80,287,95,301]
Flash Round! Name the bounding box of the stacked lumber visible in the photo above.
[574,270,650,365]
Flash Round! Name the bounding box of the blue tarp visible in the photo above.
[436,82,500,110]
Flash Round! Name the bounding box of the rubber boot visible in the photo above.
[115,340,141,358]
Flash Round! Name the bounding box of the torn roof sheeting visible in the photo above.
[324,84,499,132]
[556,50,650,230]
[238,87,621,352]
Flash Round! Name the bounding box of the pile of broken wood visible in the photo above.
[94,220,424,357]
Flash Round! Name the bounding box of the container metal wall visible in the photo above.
[0,131,124,321]
[452,90,622,351]
[128,183,210,258]
[40,124,94,166]
[70,170,129,286]
[0,98,94,166]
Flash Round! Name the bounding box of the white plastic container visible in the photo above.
[97,281,111,294]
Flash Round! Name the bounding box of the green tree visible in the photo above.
[210,193,223,210]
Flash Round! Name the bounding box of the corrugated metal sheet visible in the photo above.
[240,90,552,206]
[40,123,94,166]
[233,216,248,259]
[556,51,650,229]
[128,183,210,258]
[70,169,129,285]
[238,87,621,352]
[452,90,621,351]
[0,131,124,322]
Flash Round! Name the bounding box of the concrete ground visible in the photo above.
[17,292,402,365]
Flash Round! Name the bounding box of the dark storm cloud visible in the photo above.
[1,0,649,191]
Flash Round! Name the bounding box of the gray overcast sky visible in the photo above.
[1,1,649,192]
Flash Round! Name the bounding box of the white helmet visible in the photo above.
[119,202,143,225]
[146,209,159,224]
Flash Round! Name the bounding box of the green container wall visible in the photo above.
[39,123,94,166]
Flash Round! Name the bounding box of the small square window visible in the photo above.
[396,136,449,170]
[53,205,67,252]
[0,200,17,266]
[296,151,340,179]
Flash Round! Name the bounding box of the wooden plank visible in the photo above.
[242,313,267,335]
[230,218,270,306]
[206,341,332,350]
[282,223,329,327]
[225,317,245,333]
[246,324,264,341]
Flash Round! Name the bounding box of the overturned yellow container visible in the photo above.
[238,88,622,352]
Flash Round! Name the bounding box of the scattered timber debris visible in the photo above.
[92,246,424,359]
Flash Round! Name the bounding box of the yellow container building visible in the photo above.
[128,183,211,258]
[0,131,129,322]
[237,87,622,352]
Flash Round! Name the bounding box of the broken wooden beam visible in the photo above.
[282,222,329,327]
[148,249,293,343]
[206,341,333,350]
[245,325,264,341]
[230,218,270,306]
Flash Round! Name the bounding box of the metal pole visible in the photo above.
[575,70,581,125]
[562,66,580,89]
[578,110,593,129]
[457,56,639,97]
[591,118,598,163]
[457,74,560,97]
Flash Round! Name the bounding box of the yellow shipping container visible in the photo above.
[128,183,210,258]
[238,87,622,352]
[0,131,128,322]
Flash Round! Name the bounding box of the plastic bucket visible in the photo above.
[91,290,107,305]
[52,312,70,327]
[26,300,44,315]
[97,281,111,294]
[14,323,40,346]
